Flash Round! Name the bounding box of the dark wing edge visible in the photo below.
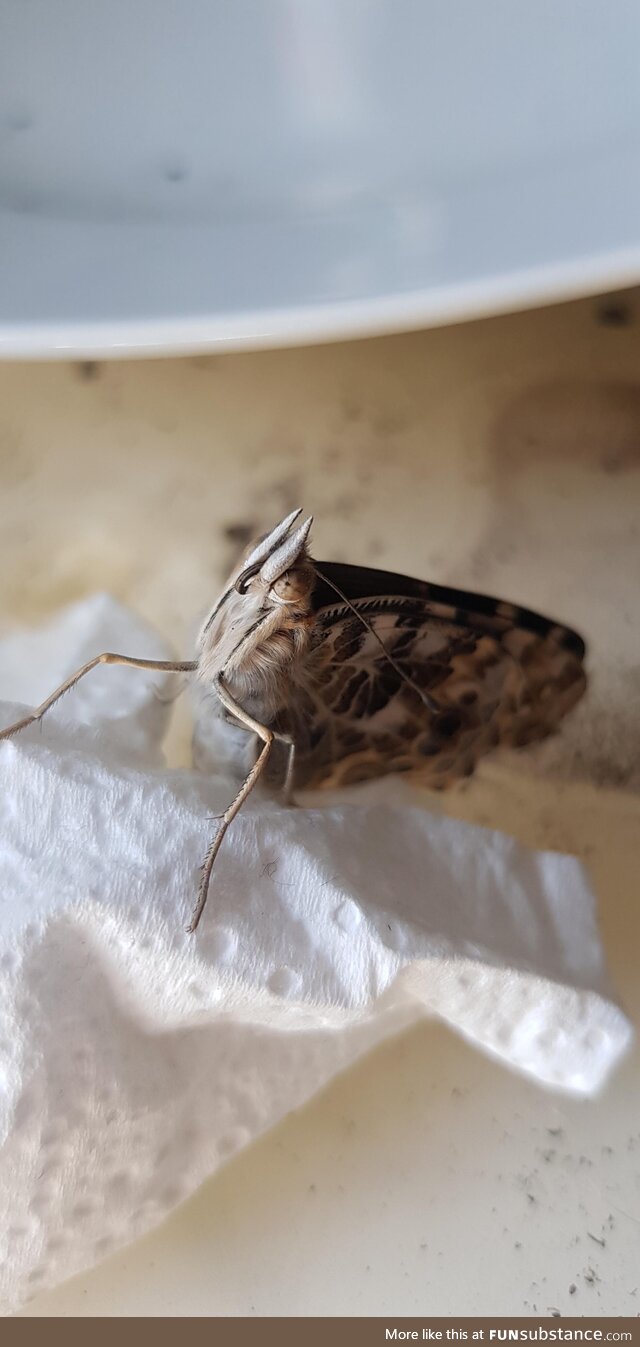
[311,560,586,662]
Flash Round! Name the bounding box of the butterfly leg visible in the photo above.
[0,653,197,741]
[187,676,274,933]
[281,738,297,805]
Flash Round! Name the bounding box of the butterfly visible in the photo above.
[0,509,587,932]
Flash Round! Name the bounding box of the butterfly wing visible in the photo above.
[280,562,586,790]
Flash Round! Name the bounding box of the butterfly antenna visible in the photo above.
[313,565,441,715]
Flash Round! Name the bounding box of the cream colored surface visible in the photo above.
[3,292,639,1316]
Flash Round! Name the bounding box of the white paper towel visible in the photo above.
[0,595,632,1314]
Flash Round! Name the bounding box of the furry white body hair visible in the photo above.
[195,516,316,726]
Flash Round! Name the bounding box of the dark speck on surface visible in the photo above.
[569,1284,577,1295]
[164,160,188,183]
[7,110,34,132]
[596,298,633,327]
[76,361,100,382]
[224,521,256,550]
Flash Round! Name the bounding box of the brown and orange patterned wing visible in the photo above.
[279,563,586,791]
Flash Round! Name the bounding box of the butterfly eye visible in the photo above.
[271,570,309,603]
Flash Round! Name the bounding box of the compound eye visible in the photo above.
[271,570,308,602]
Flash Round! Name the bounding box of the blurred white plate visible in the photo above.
[2,0,640,358]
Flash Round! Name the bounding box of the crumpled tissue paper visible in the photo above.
[0,594,632,1313]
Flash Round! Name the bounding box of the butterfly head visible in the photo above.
[196,510,316,698]
[234,509,315,606]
